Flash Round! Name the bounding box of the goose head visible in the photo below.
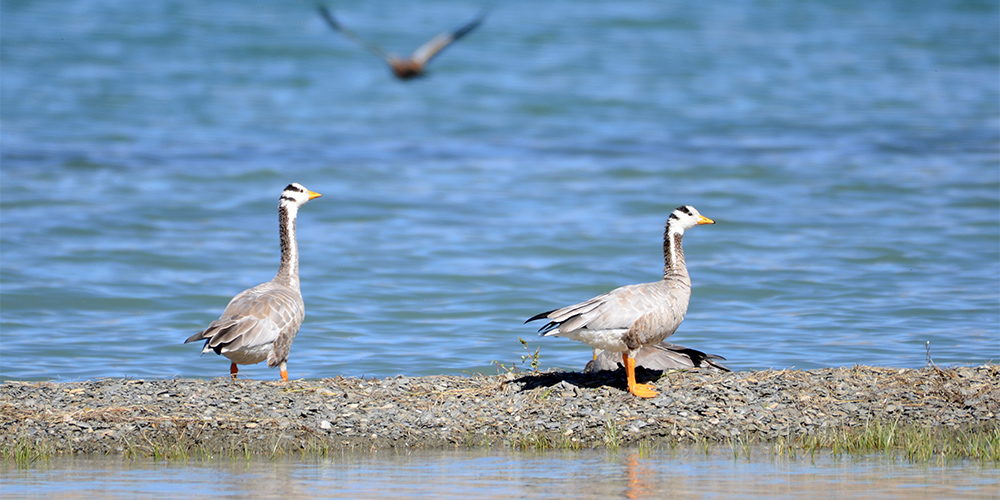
[668,205,715,232]
[279,183,322,208]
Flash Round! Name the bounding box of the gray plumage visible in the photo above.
[585,342,730,373]
[527,205,715,397]
[185,183,321,381]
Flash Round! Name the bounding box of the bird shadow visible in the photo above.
[510,367,664,393]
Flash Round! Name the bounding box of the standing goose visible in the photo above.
[185,183,321,381]
[317,5,487,80]
[526,206,715,398]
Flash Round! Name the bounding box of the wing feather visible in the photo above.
[185,283,304,355]
[529,281,690,343]
[317,5,393,62]
[410,8,486,64]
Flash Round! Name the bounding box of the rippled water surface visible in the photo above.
[2,0,998,382]
[4,449,999,499]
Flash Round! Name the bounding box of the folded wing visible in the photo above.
[529,282,688,338]
[185,284,304,356]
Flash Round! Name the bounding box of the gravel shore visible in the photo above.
[2,365,997,458]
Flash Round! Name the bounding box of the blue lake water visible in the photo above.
[1,0,998,383]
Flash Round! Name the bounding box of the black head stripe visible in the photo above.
[666,213,680,227]
[676,205,693,216]
[280,195,295,202]
[283,184,305,193]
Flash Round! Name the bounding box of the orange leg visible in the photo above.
[279,361,288,382]
[624,352,658,398]
[230,363,239,380]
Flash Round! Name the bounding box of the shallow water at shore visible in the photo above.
[4,449,999,500]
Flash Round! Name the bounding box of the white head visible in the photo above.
[666,205,715,233]
[279,183,322,209]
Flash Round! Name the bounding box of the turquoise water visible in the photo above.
[2,0,998,382]
[3,449,998,499]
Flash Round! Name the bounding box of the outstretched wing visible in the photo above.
[317,5,393,62]
[410,7,487,65]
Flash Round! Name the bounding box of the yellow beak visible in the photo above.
[697,215,715,225]
[308,190,322,200]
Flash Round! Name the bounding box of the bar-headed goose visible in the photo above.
[185,183,321,381]
[527,205,715,398]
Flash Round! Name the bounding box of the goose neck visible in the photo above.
[662,225,688,279]
[274,204,300,287]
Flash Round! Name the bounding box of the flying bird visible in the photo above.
[527,206,716,398]
[185,183,321,381]
[317,4,487,80]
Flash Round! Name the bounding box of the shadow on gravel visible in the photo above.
[511,367,664,393]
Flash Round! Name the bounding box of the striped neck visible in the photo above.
[274,203,299,287]
[662,222,688,279]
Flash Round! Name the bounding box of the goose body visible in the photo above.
[317,5,486,80]
[527,205,715,398]
[586,342,730,374]
[185,183,321,381]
